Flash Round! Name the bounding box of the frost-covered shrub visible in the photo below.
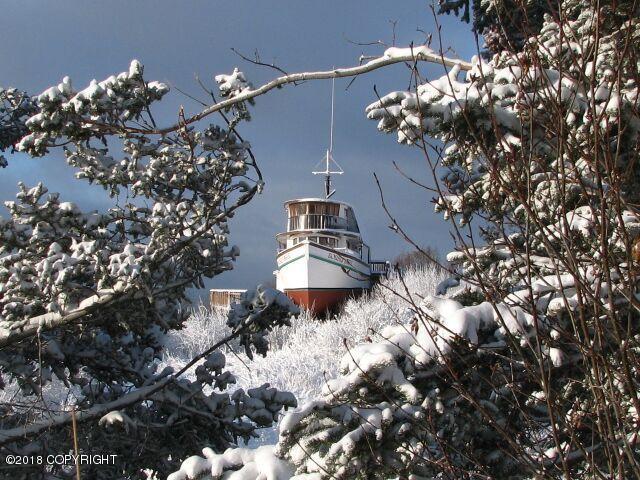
[163,304,230,361]
[164,266,445,408]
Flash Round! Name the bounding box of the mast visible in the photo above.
[313,75,343,198]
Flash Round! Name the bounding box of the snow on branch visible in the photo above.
[0,287,298,447]
[0,58,284,476]
[0,374,174,447]
[0,289,120,348]
[139,46,472,136]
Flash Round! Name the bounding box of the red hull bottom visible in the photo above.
[285,288,366,316]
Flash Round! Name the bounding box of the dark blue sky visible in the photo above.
[1,1,477,299]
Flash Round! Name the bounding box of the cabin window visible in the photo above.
[288,204,303,217]
[288,202,343,231]
[278,241,286,250]
[347,239,362,253]
[305,236,337,247]
[345,207,360,233]
[306,202,339,215]
[289,202,340,216]
[318,236,337,247]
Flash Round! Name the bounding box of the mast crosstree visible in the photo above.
[313,76,343,199]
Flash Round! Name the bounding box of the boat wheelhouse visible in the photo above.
[275,198,383,314]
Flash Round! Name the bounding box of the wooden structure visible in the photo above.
[209,289,246,309]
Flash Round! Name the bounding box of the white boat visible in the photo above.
[275,197,388,313]
[274,79,388,314]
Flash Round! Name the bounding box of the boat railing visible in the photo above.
[369,261,390,275]
[288,214,354,232]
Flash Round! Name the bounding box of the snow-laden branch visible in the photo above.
[0,374,174,446]
[152,46,471,135]
[0,287,297,446]
[0,272,215,349]
[0,181,260,350]
[0,290,121,348]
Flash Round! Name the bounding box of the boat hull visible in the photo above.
[275,242,371,314]
[285,288,366,314]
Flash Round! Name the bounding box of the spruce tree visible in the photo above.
[0,62,297,479]
[171,0,640,478]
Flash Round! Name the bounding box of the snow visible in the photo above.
[549,347,565,367]
[215,68,252,99]
[383,46,435,59]
[128,59,143,78]
[435,276,460,295]
[326,341,420,402]
[279,400,326,435]
[98,410,135,432]
[168,445,293,480]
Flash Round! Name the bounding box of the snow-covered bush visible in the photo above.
[164,266,445,407]
[0,62,300,478]
[171,0,640,478]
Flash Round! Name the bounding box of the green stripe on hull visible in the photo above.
[308,254,369,276]
[278,251,370,278]
[278,254,305,269]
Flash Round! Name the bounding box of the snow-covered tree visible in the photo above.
[438,0,553,54]
[286,1,640,477]
[0,62,299,478]
[170,0,640,478]
[0,87,36,168]
[6,0,638,477]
